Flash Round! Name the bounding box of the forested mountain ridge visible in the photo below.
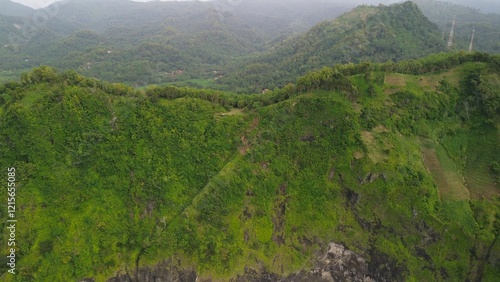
[217,1,447,93]
[0,52,499,281]
[0,0,352,86]
[2,0,500,91]
[275,1,444,64]
[48,0,352,37]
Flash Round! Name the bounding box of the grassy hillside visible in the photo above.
[0,52,499,281]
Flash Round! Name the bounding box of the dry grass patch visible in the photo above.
[353,151,364,159]
[385,74,406,87]
[373,125,389,134]
[361,129,391,164]
[421,146,470,201]
[384,74,407,95]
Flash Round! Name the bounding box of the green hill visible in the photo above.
[218,1,446,93]
[0,52,498,281]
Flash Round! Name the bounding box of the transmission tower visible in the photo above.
[447,16,456,48]
[468,29,475,52]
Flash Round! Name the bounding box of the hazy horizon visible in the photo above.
[8,0,500,13]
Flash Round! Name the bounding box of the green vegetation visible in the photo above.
[0,0,351,90]
[2,1,500,94]
[0,51,498,281]
[218,1,447,93]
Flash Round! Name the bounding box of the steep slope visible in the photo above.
[218,1,446,93]
[273,1,444,65]
[0,52,499,281]
[0,15,20,46]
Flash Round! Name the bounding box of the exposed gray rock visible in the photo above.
[107,243,404,282]
[318,243,376,282]
[107,260,196,282]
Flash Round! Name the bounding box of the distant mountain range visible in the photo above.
[0,0,499,92]
[0,0,34,17]
[0,0,353,86]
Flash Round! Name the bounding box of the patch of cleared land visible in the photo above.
[361,126,392,164]
[385,74,406,87]
[216,108,244,117]
[416,69,458,90]
[384,74,406,94]
[420,143,470,201]
[384,69,458,94]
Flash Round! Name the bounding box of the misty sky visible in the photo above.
[10,0,206,9]
[9,0,500,12]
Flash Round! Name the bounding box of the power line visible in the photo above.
[468,29,475,52]
[447,16,456,48]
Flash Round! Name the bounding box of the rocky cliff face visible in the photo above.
[309,242,380,282]
[231,242,404,282]
[99,242,404,282]
[105,259,197,282]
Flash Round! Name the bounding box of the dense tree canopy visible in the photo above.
[1,52,499,280]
